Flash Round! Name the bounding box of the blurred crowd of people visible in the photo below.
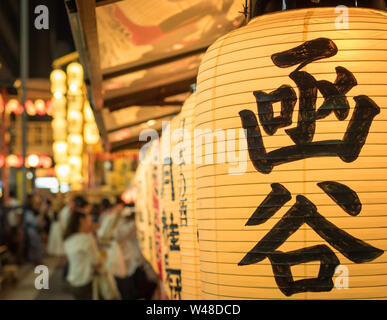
[0,191,159,300]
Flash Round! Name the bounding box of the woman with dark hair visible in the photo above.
[23,195,43,265]
[63,210,101,300]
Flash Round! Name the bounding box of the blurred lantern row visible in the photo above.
[0,154,53,169]
[0,94,53,116]
[50,62,100,190]
[131,7,387,300]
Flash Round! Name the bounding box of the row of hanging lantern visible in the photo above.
[133,7,387,300]
[0,97,53,116]
[51,62,100,190]
[0,154,53,169]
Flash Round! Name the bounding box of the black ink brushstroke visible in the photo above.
[239,95,380,174]
[285,71,318,144]
[268,245,340,297]
[254,85,297,136]
[271,38,338,71]
[317,181,362,216]
[246,183,291,226]
[238,195,384,266]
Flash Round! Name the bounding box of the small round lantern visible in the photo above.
[50,69,67,95]
[67,134,83,155]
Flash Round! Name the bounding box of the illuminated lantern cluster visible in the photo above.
[3,98,53,116]
[132,7,387,301]
[51,62,99,189]
[51,69,69,183]
[66,63,84,188]
[0,154,53,169]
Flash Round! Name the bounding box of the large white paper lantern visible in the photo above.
[195,7,387,300]
[174,94,201,300]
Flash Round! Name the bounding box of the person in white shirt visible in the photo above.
[113,204,157,300]
[63,210,101,300]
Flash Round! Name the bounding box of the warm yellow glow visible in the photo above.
[34,99,46,115]
[53,141,68,163]
[67,109,83,134]
[66,62,84,89]
[67,134,83,155]
[50,69,67,94]
[5,99,20,113]
[83,101,95,122]
[6,155,23,168]
[84,123,99,145]
[55,164,70,182]
[52,118,67,141]
[68,155,82,173]
[26,154,40,168]
[54,92,64,99]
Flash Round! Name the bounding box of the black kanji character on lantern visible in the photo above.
[179,199,188,227]
[168,213,180,251]
[166,268,182,300]
[239,38,380,174]
[161,157,175,200]
[239,182,384,296]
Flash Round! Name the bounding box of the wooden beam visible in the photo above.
[73,0,111,151]
[105,77,196,112]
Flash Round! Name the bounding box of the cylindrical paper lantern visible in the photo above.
[52,118,67,141]
[66,62,84,89]
[134,158,151,264]
[55,164,70,183]
[26,154,40,168]
[195,8,387,300]
[35,99,46,116]
[67,109,83,134]
[84,122,100,145]
[6,155,23,168]
[52,97,67,119]
[68,155,83,174]
[84,101,95,122]
[53,141,68,163]
[159,118,183,300]
[50,69,67,95]
[67,134,83,155]
[176,94,201,300]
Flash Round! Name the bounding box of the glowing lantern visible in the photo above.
[6,99,21,114]
[68,155,82,174]
[39,155,53,169]
[66,62,84,90]
[67,134,83,155]
[53,141,68,163]
[174,94,201,300]
[50,69,67,95]
[84,122,99,145]
[25,99,36,116]
[45,100,53,116]
[83,101,94,122]
[67,94,83,111]
[26,154,40,168]
[0,155,5,168]
[195,7,387,300]
[6,155,23,168]
[52,118,67,141]
[55,164,70,182]
[35,99,46,116]
[133,159,152,266]
[52,97,67,119]
[0,94,4,113]
[67,109,83,134]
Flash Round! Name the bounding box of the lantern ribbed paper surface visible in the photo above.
[159,119,183,300]
[195,8,387,299]
[134,159,151,262]
[147,139,163,277]
[178,94,202,300]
